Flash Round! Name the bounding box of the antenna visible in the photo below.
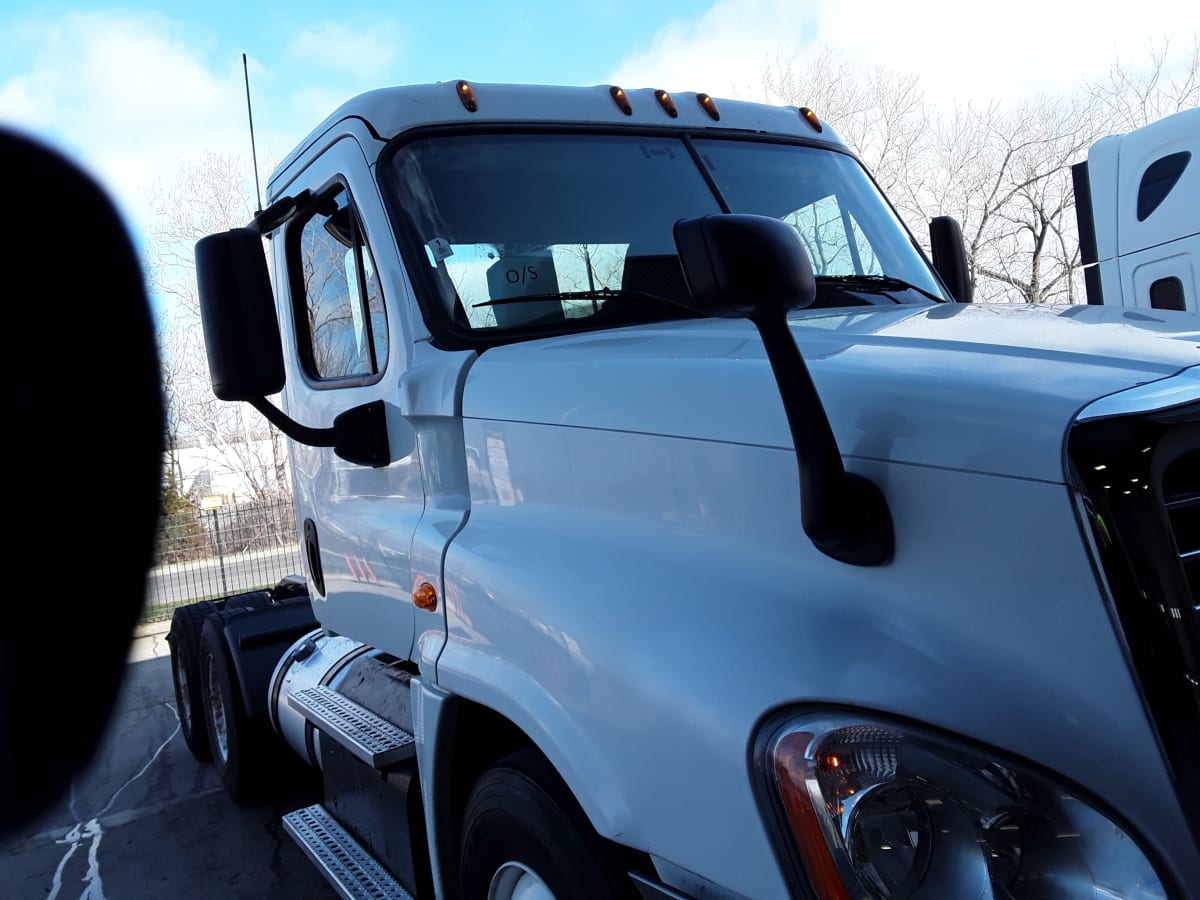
[242,53,263,215]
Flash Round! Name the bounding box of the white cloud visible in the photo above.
[0,11,404,250]
[0,12,262,242]
[288,20,403,83]
[288,85,361,127]
[0,75,38,123]
[608,0,1200,108]
[606,0,808,100]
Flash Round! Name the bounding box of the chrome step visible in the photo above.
[283,804,413,900]
[288,685,415,769]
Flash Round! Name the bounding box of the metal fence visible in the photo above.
[145,495,304,621]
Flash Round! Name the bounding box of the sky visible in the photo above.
[2,0,1198,248]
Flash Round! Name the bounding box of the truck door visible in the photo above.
[1123,247,1198,313]
[276,136,425,660]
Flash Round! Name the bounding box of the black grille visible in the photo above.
[1163,449,1199,604]
[1069,410,1199,850]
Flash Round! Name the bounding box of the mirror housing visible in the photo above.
[672,213,816,318]
[674,214,893,566]
[929,216,973,303]
[196,228,286,400]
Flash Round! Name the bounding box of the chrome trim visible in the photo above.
[1076,365,1200,421]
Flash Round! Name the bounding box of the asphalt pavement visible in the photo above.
[0,621,337,899]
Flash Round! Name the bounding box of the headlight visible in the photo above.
[757,713,1170,899]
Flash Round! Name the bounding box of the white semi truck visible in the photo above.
[169,81,1200,900]
[1074,107,1199,313]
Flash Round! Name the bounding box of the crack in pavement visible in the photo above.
[46,702,181,900]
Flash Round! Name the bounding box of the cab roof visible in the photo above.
[269,80,847,194]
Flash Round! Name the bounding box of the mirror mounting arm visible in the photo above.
[248,397,391,468]
[751,309,894,566]
[674,213,894,567]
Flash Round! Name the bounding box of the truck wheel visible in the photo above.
[166,601,218,761]
[219,589,272,611]
[459,749,633,900]
[198,614,276,804]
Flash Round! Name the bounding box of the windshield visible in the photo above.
[381,131,946,345]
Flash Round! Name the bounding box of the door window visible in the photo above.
[291,186,388,381]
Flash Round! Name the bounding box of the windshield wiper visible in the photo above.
[473,288,624,307]
[473,288,692,311]
[816,275,946,304]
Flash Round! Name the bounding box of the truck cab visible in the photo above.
[177,82,1200,900]
[1074,107,1200,312]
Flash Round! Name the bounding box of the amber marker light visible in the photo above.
[654,89,679,118]
[696,93,720,121]
[799,107,822,132]
[413,582,438,611]
[774,732,851,900]
[609,85,633,115]
[457,80,478,112]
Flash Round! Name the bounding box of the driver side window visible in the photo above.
[291,186,388,382]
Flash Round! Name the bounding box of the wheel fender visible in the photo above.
[429,647,635,840]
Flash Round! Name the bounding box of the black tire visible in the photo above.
[459,749,634,900]
[198,613,280,804]
[166,600,218,761]
[219,589,272,612]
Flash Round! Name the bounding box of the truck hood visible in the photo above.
[462,303,1200,482]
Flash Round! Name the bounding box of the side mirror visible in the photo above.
[929,216,973,303]
[195,228,391,467]
[672,212,816,318]
[195,228,286,400]
[674,214,893,566]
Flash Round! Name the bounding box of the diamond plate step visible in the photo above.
[288,685,415,769]
[283,804,413,900]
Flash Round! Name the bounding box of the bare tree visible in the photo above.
[761,48,927,213]
[146,150,259,301]
[944,93,1099,303]
[146,151,289,502]
[760,38,1198,304]
[1085,36,1200,132]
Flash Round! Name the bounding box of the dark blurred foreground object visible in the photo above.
[0,129,163,832]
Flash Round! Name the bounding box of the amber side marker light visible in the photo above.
[609,85,633,115]
[774,732,851,900]
[697,93,720,121]
[654,89,679,118]
[799,107,822,132]
[413,582,438,611]
[457,80,478,112]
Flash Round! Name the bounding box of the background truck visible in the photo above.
[1074,107,1199,313]
[169,80,1200,900]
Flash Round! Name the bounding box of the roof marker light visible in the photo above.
[609,85,633,115]
[799,107,822,132]
[654,89,679,118]
[697,93,720,121]
[456,80,478,112]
